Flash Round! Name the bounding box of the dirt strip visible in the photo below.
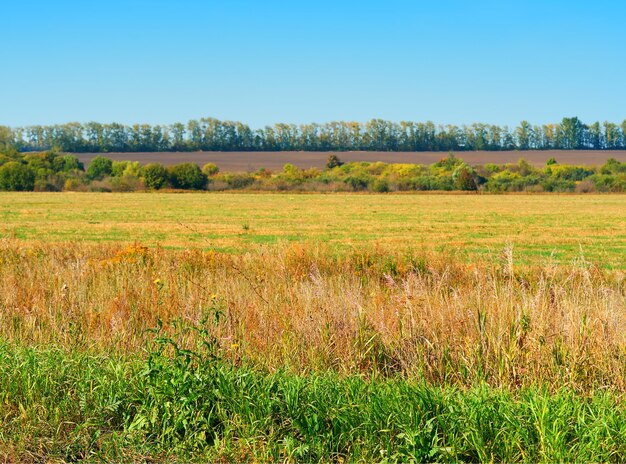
[72,150,626,170]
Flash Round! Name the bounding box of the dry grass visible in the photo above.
[1,240,624,391]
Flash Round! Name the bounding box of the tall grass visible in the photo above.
[1,240,624,391]
[3,335,626,462]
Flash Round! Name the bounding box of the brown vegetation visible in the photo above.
[2,240,624,391]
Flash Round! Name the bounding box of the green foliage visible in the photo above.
[7,116,626,153]
[0,149,623,193]
[0,161,36,191]
[546,157,558,166]
[142,163,169,189]
[111,160,141,177]
[5,335,626,462]
[325,154,343,169]
[453,164,478,191]
[344,173,372,191]
[600,158,626,174]
[372,178,390,192]
[86,156,113,180]
[168,163,208,190]
[222,173,255,189]
[201,162,219,176]
[0,125,14,150]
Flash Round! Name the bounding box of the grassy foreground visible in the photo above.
[4,338,626,463]
[1,192,625,461]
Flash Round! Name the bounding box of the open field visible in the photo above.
[73,149,626,170]
[1,192,626,461]
[1,192,624,268]
[1,238,626,461]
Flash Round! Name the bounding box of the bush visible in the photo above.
[63,178,88,191]
[87,156,113,180]
[344,174,372,191]
[0,162,35,191]
[142,163,169,190]
[326,154,343,169]
[168,163,207,190]
[372,178,390,193]
[34,175,64,192]
[202,163,220,176]
[53,155,84,173]
[112,160,141,178]
[224,173,255,189]
[111,175,144,192]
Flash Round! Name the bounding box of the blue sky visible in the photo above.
[2,0,625,128]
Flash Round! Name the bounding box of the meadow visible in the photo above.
[1,192,626,462]
[1,192,625,267]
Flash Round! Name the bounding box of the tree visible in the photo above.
[142,163,168,189]
[168,163,207,190]
[515,121,533,149]
[0,162,35,191]
[86,156,113,180]
[326,154,343,169]
[0,126,13,151]
[452,164,477,191]
[559,117,585,149]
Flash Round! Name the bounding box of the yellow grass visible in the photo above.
[1,192,625,391]
[1,240,625,391]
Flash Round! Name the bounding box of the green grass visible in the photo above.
[3,332,626,463]
[0,192,625,267]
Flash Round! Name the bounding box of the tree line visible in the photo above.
[2,117,626,153]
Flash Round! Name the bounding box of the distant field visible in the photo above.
[1,192,624,267]
[72,149,626,170]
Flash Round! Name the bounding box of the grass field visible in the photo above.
[1,191,626,461]
[1,192,625,268]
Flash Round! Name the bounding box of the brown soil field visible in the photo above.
[73,150,626,170]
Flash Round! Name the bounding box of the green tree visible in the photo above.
[326,154,343,169]
[142,163,168,189]
[452,164,477,190]
[168,163,207,190]
[86,156,113,180]
[0,162,35,191]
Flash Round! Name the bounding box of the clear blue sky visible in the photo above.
[2,0,625,128]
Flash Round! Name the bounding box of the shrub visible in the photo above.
[453,164,478,191]
[168,163,207,190]
[224,173,255,189]
[344,174,372,191]
[86,156,113,180]
[88,179,113,192]
[53,155,84,173]
[599,158,626,175]
[112,160,141,178]
[202,163,220,176]
[142,163,169,190]
[0,162,35,191]
[372,178,390,193]
[326,154,343,169]
[63,178,88,191]
[111,175,143,192]
[34,175,64,192]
